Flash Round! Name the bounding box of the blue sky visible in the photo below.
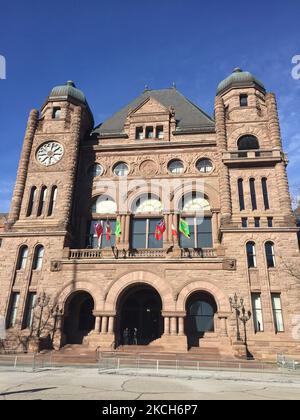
[0,0,299,212]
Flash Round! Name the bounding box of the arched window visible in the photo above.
[131,194,163,249]
[33,245,44,270]
[179,193,212,249]
[88,196,117,249]
[185,292,217,348]
[132,194,162,214]
[249,178,257,210]
[237,135,260,151]
[246,242,256,268]
[261,178,270,210]
[91,195,117,214]
[265,241,275,268]
[26,186,37,217]
[48,186,58,216]
[180,192,211,213]
[37,186,47,216]
[238,179,245,211]
[17,246,28,270]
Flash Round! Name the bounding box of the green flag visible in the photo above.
[179,218,190,239]
[115,219,121,238]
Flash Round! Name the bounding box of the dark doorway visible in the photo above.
[185,292,217,349]
[116,285,163,346]
[63,292,95,344]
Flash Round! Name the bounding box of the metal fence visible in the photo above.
[97,353,300,377]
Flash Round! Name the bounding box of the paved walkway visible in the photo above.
[0,367,300,400]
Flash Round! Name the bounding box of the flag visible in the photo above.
[179,218,190,239]
[94,221,103,247]
[115,219,121,238]
[155,219,166,241]
[106,220,111,241]
[171,224,178,238]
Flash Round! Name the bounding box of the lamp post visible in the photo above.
[239,300,252,349]
[229,293,243,342]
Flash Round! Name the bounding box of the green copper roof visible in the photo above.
[49,80,87,104]
[217,68,265,95]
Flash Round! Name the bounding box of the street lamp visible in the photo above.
[239,300,252,349]
[229,293,243,342]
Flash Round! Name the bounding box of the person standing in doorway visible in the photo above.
[123,328,129,345]
[133,328,138,345]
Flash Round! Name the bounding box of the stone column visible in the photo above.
[218,315,228,337]
[8,109,39,224]
[170,317,177,335]
[178,317,185,336]
[124,213,131,247]
[108,316,115,334]
[212,211,220,246]
[95,316,101,333]
[266,93,283,149]
[120,214,126,245]
[164,317,170,335]
[214,96,232,225]
[101,316,108,334]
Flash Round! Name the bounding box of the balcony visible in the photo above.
[68,247,218,260]
[223,149,283,166]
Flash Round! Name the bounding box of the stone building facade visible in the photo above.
[0,69,299,360]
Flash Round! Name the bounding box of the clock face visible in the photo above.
[36,142,64,166]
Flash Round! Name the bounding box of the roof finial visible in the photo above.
[144,84,150,92]
[233,67,242,73]
[172,82,176,89]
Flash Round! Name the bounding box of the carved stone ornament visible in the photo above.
[51,261,62,272]
[223,259,237,271]
[139,159,159,176]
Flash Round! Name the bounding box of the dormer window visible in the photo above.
[240,94,248,107]
[156,126,164,139]
[146,127,154,139]
[52,107,61,119]
[136,127,144,140]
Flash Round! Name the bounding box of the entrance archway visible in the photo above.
[63,291,95,344]
[116,284,163,346]
[185,291,217,349]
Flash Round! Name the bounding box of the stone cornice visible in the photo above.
[81,140,217,152]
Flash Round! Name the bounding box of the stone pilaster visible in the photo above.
[60,106,82,229]
[275,161,294,222]
[266,93,283,149]
[8,109,39,225]
[215,96,232,225]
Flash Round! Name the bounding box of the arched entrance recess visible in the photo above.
[116,284,163,346]
[63,291,95,344]
[185,291,217,349]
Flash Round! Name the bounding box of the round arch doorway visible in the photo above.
[185,291,217,349]
[116,285,163,346]
[63,291,95,345]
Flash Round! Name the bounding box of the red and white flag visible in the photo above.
[155,219,166,241]
[171,224,178,238]
[106,220,111,241]
[94,221,103,247]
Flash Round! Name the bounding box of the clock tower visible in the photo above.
[7,81,94,237]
